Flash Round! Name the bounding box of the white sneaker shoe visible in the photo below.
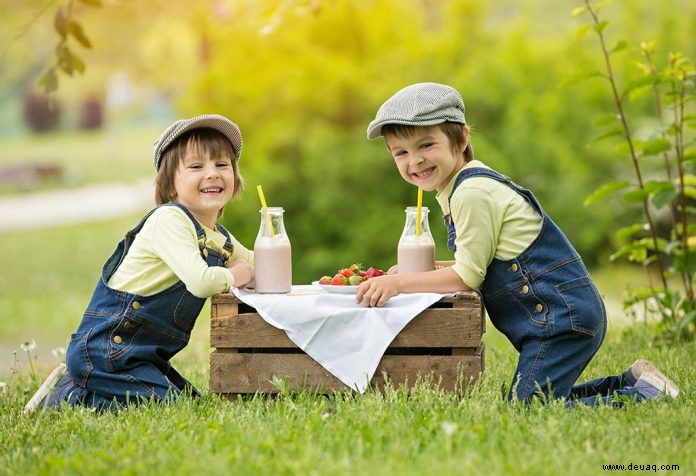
[629,359,679,398]
[23,363,67,414]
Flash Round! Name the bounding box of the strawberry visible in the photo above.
[340,268,353,278]
[331,273,348,286]
[319,275,332,285]
[349,263,363,275]
[365,267,385,278]
[348,275,362,286]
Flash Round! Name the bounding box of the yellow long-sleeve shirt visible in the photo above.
[435,160,543,289]
[107,206,254,298]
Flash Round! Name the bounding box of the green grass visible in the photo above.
[1,332,694,475]
[1,215,694,475]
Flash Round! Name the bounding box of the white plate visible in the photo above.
[311,281,359,294]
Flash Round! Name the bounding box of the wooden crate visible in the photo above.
[210,291,485,397]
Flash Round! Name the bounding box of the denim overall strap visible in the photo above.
[444,167,543,252]
[215,223,234,259]
[102,202,208,282]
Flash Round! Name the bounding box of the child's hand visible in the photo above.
[355,274,399,308]
[387,264,398,275]
[226,259,255,289]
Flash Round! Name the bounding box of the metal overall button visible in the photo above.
[534,304,543,313]
[202,248,209,258]
[521,285,529,294]
[132,301,141,310]
[123,321,133,329]
[113,335,123,344]
[509,263,519,272]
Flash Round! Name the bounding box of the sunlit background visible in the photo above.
[1,0,694,369]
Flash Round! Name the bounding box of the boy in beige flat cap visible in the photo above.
[357,82,679,407]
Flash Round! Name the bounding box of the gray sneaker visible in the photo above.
[23,363,67,414]
[629,359,679,398]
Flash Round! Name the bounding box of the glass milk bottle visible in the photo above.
[397,206,436,273]
[254,207,292,293]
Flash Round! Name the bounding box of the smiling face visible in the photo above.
[173,142,236,228]
[155,128,244,228]
[385,125,468,193]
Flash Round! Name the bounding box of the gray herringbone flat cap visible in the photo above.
[152,114,243,170]
[367,83,466,140]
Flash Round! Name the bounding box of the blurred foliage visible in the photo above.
[2,0,695,286]
[575,0,694,342]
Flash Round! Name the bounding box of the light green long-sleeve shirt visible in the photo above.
[435,160,543,289]
[107,206,254,298]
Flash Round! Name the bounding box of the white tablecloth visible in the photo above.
[232,285,448,393]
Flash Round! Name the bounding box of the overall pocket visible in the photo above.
[66,329,94,387]
[555,276,606,337]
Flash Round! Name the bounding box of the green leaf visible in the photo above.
[684,147,696,160]
[70,52,86,74]
[592,127,623,143]
[609,243,635,261]
[628,85,652,102]
[628,139,647,153]
[596,0,613,13]
[68,21,92,49]
[584,180,630,206]
[673,250,696,273]
[571,6,587,17]
[622,188,647,203]
[56,44,74,75]
[54,7,68,37]
[621,74,659,98]
[643,179,674,194]
[592,21,609,34]
[650,188,677,209]
[642,137,671,156]
[610,40,627,54]
[563,70,605,86]
[39,67,58,94]
[615,223,646,241]
[592,113,619,126]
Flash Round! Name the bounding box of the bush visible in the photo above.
[22,91,61,133]
[78,96,104,130]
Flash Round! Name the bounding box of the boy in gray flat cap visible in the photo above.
[357,82,679,407]
[24,114,255,412]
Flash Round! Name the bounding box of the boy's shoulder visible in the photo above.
[142,204,196,232]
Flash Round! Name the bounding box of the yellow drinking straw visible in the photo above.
[256,185,276,237]
[416,186,423,236]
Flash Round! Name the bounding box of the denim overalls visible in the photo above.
[50,202,232,410]
[444,167,608,403]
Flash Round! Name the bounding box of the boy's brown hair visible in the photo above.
[155,128,244,211]
[381,122,474,163]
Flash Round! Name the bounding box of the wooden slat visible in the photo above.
[391,308,482,347]
[211,302,238,319]
[211,308,482,349]
[210,350,482,394]
[210,313,292,348]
